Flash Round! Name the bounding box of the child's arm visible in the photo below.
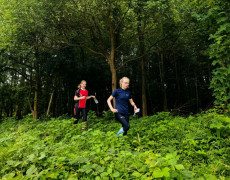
[74,96,85,101]
[129,98,138,111]
[86,95,95,99]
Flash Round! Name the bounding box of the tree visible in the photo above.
[209,1,230,112]
[42,0,139,94]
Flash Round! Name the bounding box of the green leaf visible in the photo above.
[38,152,46,160]
[217,17,228,24]
[96,166,105,173]
[204,174,218,180]
[132,171,142,177]
[153,168,164,178]
[2,172,15,179]
[113,171,120,177]
[14,161,21,167]
[175,164,184,170]
[27,154,35,162]
[83,164,91,171]
[162,167,170,177]
[168,158,177,165]
[76,157,89,163]
[100,172,108,177]
[46,173,55,178]
[107,168,113,174]
[7,160,16,166]
[212,60,219,66]
[210,122,224,129]
[26,165,37,175]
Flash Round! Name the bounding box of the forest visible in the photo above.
[0,0,229,119]
[0,0,230,179]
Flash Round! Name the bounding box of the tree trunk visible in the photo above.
[28,99,33,116]
[195,73,199,112]
[47,91,54,116]
[10,105,13,117]
[109,59,117,107]
[141,57,147,116]
[5,107,10,117]
[160,53,168,111]
[108,26,117,106]
[137,10,148,117]
[16,105,22,120]
[110,27,117,92]
[33,70,38,119]
[111,63,117,92]
[16,65,26,120]
[175,56,181,106]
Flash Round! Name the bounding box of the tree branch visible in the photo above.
[114,0,132,32]
[1,66,33,82]
[116,54,145,71]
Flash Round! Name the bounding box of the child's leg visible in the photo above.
[74,107,80,124]
[81,108,87,130]
[123,114,130,136]
[115,113,130,135]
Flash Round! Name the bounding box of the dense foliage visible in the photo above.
[0,111,229,179]
[1,1,230,119]
[209,1,230,111]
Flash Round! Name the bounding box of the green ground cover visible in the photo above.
[0,111,229,179]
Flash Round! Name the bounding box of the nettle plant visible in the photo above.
[0,111,230,179]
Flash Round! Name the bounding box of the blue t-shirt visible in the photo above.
[112,88,132,114]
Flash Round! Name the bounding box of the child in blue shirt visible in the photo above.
[107,77,138,136]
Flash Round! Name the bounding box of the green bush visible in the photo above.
[102,110,115,121]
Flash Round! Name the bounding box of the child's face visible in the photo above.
[81,82,86,89]
[122,79,129,89]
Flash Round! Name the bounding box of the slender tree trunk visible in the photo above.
[16,65,26,119]
[55,87,59,117]
[110,28,117,92]
[110,63,117,92]
[195,73,199,112]
[5,107,9,117]
[160,53,168,111]
[67,90,71,115]
[159,18,168,112]
[52,92,56,117]
[16,105,22,120]
[27,66,34,116]
[108,25,117,106]
[137,11,148,116]
[33,70,38,119]
[109,59,117,106]
[141,57,147,116]
[175,56,181,106]
[27,97,34,116]
[47,91,54,116]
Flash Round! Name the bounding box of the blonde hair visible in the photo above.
[78,80,86,89]
[119,77,130,87]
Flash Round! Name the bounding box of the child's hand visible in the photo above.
[112,109,118,113]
